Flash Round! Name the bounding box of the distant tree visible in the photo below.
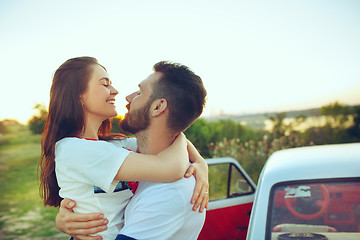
[303,125,335,145]
[0,120,7,134]
[185,118,215,157]
[266,112,287,138]
[302,102,355,144]
[184,118,259,157]
[28,104,48,134]
[111,116,121,133]
[321,101,350,128]
[291,115,307,130]
[111,116,133,137]
[347,105,360,142]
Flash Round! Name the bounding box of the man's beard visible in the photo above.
[120,101,151,134]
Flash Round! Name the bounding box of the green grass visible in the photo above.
[0,124,68,239]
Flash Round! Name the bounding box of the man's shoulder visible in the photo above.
[136,177,195,202]
[140,176,195,190]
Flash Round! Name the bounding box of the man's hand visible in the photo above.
[56,198,108,240]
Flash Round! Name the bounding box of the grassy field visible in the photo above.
[0,123,68,239]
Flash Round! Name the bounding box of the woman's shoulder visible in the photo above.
[56,137,78,149]
[55,137,113,155]
[56,137,91,147]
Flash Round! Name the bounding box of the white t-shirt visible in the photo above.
[119,175,206,240]
[55,137,137,240]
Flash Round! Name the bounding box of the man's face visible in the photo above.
[120,72,162,134]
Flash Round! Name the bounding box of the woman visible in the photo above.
[38,57,208,240]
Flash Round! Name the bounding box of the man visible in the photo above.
[56,61,208,240]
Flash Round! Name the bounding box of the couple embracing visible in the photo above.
[39,57,208,240]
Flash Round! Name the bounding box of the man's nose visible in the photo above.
[126,92,137,102]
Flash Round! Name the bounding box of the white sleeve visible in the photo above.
[119,187,186,239]
[109,137,137,152]
[55,138,131,193]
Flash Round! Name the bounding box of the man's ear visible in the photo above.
[151,99,168,117]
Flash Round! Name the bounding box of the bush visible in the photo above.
[210,132,309,183]
[0,120,8,134]
[28,116,46,134]
[185,118,259,157]
[28,104,48,134]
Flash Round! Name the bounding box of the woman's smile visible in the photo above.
[106,99,116,105]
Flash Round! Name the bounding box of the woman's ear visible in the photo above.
[151,99,168,117]
[79,96,84,106]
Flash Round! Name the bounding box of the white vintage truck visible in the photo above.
[199,143,360,240]
[247,143,360,240]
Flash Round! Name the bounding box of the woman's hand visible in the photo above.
[184,140,209,213]
[56,198,108,240]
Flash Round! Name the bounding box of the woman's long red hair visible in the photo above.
[38,57,116,207]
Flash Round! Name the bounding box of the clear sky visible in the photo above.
[1,0,359,123]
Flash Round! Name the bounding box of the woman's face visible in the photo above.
[81,64,118,122]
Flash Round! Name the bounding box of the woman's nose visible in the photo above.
[111,86,119,95]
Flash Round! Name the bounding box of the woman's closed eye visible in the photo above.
[100,78,111,87]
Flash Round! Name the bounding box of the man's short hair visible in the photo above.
[151,61,207,132]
